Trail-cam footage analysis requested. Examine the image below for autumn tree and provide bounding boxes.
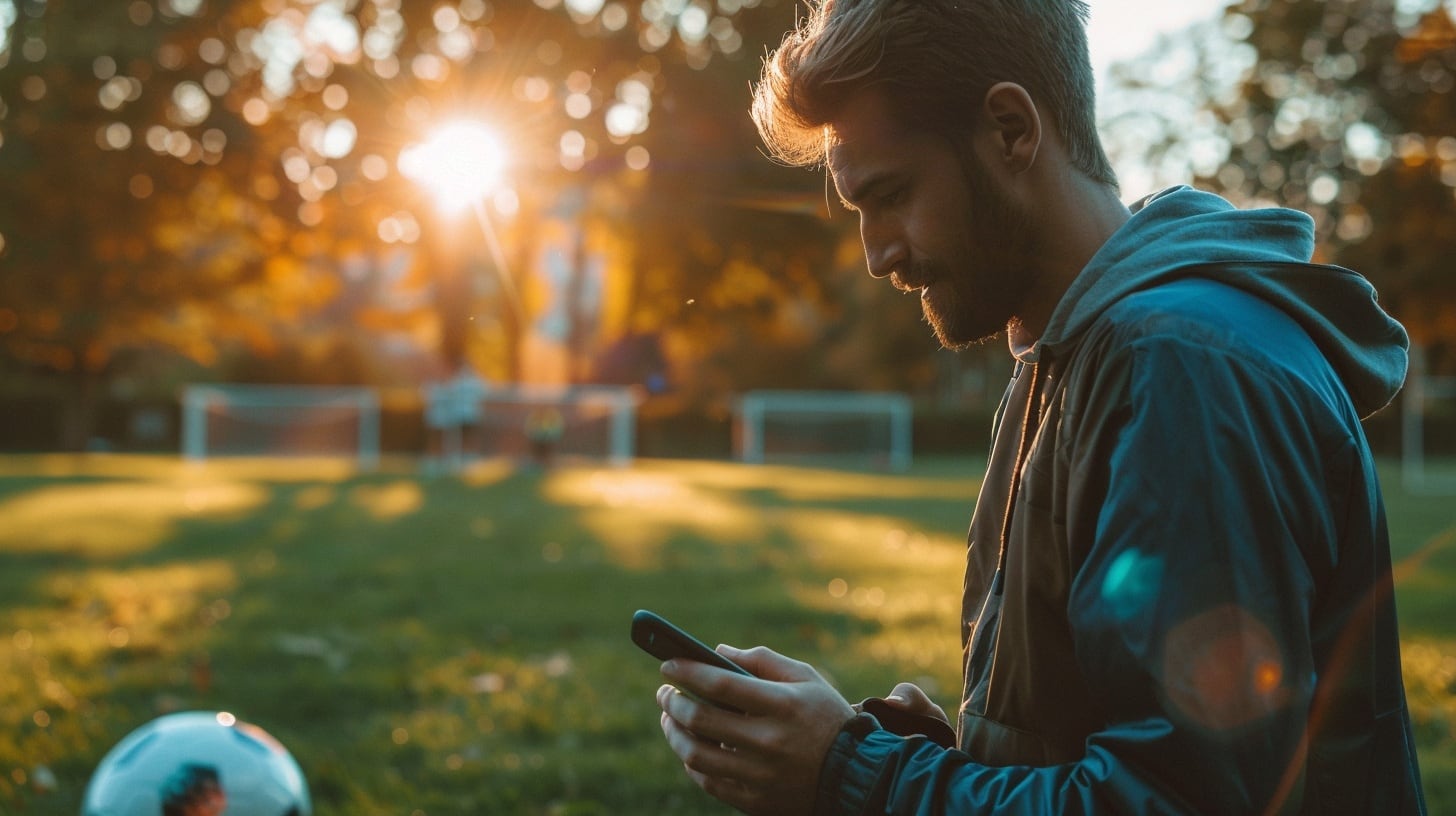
[0,0,322,448]
[1,0,972,452]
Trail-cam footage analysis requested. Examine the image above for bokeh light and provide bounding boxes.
[170,81,211,126]
[92,55,116,80]
[318,118,357,158]
[602,3,629,30]
[399,121,509,214]
[360,154,389,181]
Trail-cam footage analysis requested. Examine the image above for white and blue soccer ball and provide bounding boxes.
[82,711,311,816]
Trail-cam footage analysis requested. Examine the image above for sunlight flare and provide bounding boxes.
[399,121,508,214]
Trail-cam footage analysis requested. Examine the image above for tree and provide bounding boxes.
[0,0,324,447]
[2,0,964,453]
[1103,0,1456,360]
[1330,6,1456,362]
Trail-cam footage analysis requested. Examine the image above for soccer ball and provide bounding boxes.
[82,711,311,816]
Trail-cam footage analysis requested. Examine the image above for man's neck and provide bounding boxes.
[1017,173,1131,340]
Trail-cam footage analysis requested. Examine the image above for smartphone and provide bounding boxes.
[632,609,751,675]
[632,609,751,711]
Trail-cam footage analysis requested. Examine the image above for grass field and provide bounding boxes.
[0,454,1452,814]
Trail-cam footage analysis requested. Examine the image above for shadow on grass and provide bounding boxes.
[4,455,1450,813]
[0,456,972,814]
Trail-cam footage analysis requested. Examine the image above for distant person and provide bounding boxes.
[652,1,1426,813]
[425,366,490,471]
[525,405,565,467]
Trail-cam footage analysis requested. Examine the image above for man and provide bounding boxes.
[654,0,1428,813]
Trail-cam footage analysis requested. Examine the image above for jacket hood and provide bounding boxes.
[1038,186,1408,418]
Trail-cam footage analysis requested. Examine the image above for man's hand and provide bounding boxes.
[657,644,856,815]
[880,682,949,724]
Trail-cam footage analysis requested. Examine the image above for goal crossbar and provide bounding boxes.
[182,385,381,469]
[466,384,640,467]
[735,390,912,472]
[425,381,640,466]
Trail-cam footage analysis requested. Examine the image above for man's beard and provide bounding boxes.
[919,152,1040,350]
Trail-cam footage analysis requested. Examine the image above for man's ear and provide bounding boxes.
[981,82,1041,175]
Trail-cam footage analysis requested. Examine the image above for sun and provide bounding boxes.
[398,121,509,215]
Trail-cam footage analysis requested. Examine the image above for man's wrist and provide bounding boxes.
[812,713,882,816]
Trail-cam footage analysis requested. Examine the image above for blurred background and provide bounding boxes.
[0,0,1453,456]
[1,0,1455,813]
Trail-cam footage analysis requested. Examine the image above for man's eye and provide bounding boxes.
[880,188,905,206]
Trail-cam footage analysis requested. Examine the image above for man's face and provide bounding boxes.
[827,89,1040,348]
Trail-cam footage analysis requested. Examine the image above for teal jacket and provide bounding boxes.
[815,187,1426,814]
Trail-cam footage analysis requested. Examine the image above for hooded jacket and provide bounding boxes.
[814,187,1426,814]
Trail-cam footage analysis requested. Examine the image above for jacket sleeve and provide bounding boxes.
[814,330,1340,815]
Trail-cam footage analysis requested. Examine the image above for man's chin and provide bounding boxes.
[929,319,1003,351]
[925,306,1004,350]
[936,330,1002,351]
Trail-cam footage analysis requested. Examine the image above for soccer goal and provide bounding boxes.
[1402,346,1456,494]
[468,384,640,467]
[735,390,912,472]
[181,385,381,468]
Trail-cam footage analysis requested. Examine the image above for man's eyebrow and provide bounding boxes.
[837,170,894,211]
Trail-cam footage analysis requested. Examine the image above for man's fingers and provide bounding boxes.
[659,704,771,786]
[661,657,794,716]
[676,751,779,816]
[654,649,856,816]
[884,682,949,722]
[659,644,825,717]
[718,644,817,683]
[657,683,738,743]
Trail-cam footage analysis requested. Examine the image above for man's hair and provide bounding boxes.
[751,0,1117,187]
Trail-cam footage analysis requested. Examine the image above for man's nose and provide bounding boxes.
[862,223,906,279]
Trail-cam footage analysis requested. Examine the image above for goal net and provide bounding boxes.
[182,385,381,468]
[464,384,640,467]
[1402,346,1456,494]
[735,390,912,472]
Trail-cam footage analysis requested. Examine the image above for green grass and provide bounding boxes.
[0,454,1451,813]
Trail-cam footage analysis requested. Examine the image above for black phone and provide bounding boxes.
[632,609,752,712]
[631,609,752,676]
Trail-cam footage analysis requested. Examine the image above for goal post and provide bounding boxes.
[1402,345,1456,494]
[735,390,912,472]
[181,385,381,469]
[468,384,641,467]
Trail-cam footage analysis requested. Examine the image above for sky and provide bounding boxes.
[1084,0,1236,192]
[1086,0,1233,88]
